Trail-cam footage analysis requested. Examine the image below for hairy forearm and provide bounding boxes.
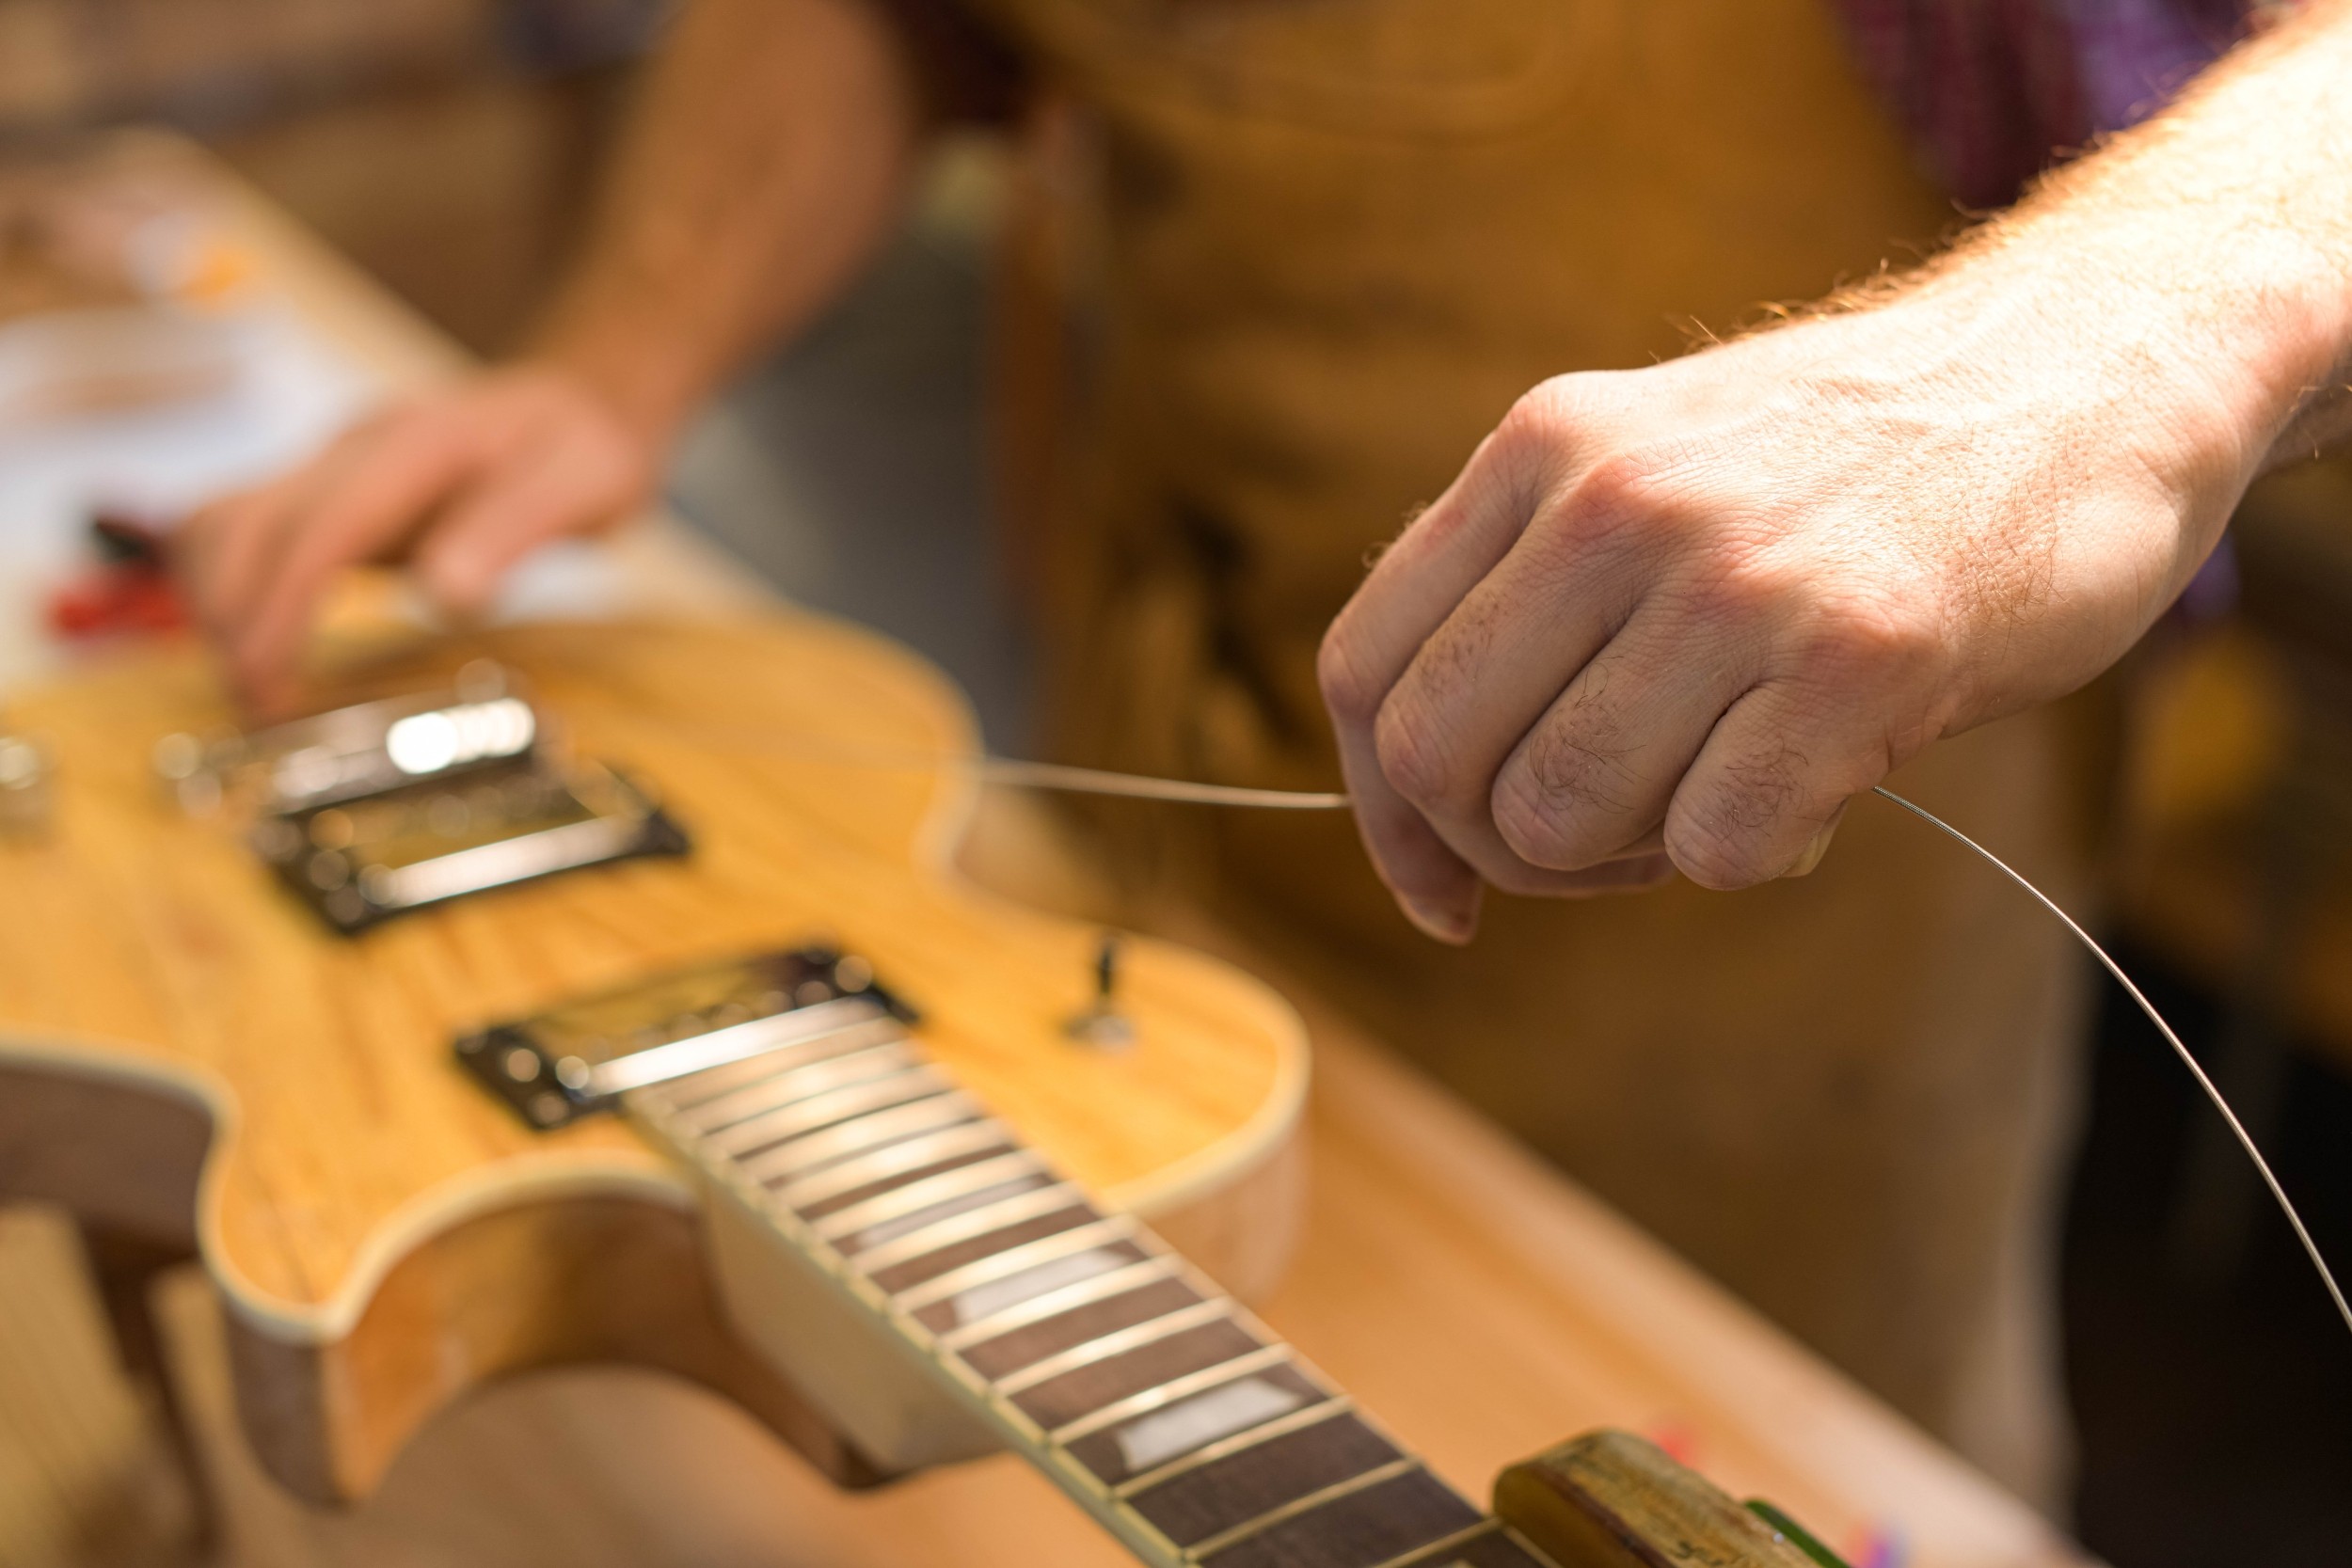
[529,0,926,442]
[1927,1,2352,497]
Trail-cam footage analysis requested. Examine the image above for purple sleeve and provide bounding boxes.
[1827,0,2277,207]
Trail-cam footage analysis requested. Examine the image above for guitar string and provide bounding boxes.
[578,708,2352,1338]
[1862,784,2352,1342]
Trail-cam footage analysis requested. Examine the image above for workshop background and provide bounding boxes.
[3,1,2351,1564]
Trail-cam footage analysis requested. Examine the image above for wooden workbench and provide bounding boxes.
[0,135,2090,1568]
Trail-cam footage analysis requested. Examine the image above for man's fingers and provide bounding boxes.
[1323,393,1594,706]
[1783,805,1847,879]
[1487,603,1756,870]
[1663,682,1885,889]
[231,417,479,695]
[1330,680,1486,942]
[414,428,638,616]
[1336,716,1672,942]
[1371,463,1675,867]
[1318,393,1620,933]
[183,456,342,637]
[1557,850,1677,892]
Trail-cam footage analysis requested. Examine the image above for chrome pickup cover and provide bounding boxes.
[183,664,691,934]
[455,948,917,1129]
[253,753,686,934]
[155,660,537,817]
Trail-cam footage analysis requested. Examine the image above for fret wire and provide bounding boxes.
[627,1020,896,1111]
[1109,1395,1355,1501]
[891,1216,1143,1314]
[1179,1456,1421,1562]
[1048,1343,1296,1447]
[774,1118,1018,1209]
[991,1299,1238,1398]
[737,1091,981,1182]
[634,1089,1166,1559]
[812,1149,1051,1240]
[849,1182,1089,1275]
[1139,1266,1503,1561]
[938,1257,1182,1351]
[1359,1518,1506,1568]
[595,997,894,1098]
[1152,1258,1338,1394]
[609,972,1470,1568]
[669,1040,922,1135]
[660,1014,905,1101]
[706,1064,956,1156]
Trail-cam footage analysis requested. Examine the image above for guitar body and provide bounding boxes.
[0,613,1307,1505]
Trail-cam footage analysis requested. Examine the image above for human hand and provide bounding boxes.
[1319,278,2251,942]
[182,363,661,713]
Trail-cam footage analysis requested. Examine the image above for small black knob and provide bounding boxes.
[1067,929,1135,1050]
[1094,931,1121,1005]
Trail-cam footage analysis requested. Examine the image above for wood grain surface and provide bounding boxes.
[133,987,2092,1568]
[0,614,1305,1498]
[0,614,1303,1303]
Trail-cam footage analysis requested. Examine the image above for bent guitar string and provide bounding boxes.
[599,710,2352,1339]
[1862,785,2352,1341]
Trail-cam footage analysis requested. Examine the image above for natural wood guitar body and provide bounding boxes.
[0,613,1307,1505]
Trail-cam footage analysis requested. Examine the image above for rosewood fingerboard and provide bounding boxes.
[621,1006,1554,1568]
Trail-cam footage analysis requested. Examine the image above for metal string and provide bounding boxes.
[597,705,2352,1337]
[970,758,1350,810]
[572,707,1353,809]
[1865,784,2352,1341]
[964,754,2352,1339]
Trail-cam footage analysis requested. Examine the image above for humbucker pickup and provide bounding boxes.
[456,948,918,1130]
[159,665,691,934]
[254,754,687,934]
[155,660,542,816]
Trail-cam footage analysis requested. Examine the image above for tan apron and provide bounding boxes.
[972,0,2087,1508]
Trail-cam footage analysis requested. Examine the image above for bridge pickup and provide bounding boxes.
[455,947,918,1130]
[252,753,686,933]
[164,665,692,933]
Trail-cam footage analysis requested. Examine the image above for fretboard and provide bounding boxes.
[623,1001,1554,1568]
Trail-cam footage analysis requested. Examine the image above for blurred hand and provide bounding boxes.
[1319,279,2247,942]
[183,363,660,712]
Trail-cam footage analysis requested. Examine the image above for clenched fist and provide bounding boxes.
[1320,0,2352,944]
[1319,273,2256,942]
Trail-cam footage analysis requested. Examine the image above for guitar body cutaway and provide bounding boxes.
[0,614,1307,1504]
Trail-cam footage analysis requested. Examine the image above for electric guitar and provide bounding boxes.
[0,610,1845,1568]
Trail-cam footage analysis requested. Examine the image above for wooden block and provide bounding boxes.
[1494,1431,1829,1568]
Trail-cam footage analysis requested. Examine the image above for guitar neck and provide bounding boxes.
[612,986,1552,1568]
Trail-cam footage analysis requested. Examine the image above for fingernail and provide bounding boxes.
[1786,821,1840,879]
[1398,893,1477,944]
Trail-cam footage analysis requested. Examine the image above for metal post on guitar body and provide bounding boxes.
[0,724,53,838]
[1065,930,1136,1051]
